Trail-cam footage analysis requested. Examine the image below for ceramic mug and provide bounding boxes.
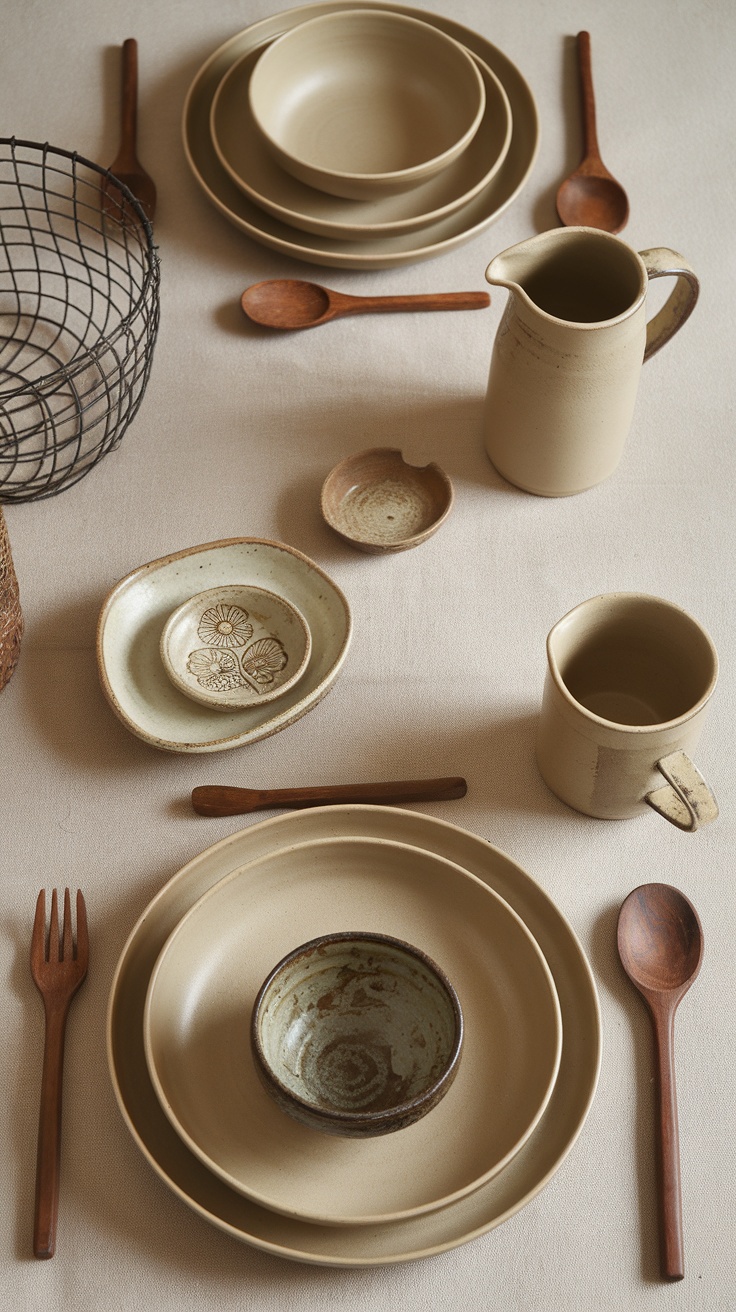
[483,227,699,496]
[536,593,718,830]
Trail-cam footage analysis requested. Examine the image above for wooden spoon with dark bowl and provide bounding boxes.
[556,30,629,233]
[617,882,704,1280]
[241,280,490,330]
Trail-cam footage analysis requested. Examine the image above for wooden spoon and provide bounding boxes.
[103,38,156,223]
[192,776,467,816]
[241,280,490,330]
[556,31,629,233]
[617,883,704,1281]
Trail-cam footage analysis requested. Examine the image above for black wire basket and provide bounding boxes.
[0,138,160,502]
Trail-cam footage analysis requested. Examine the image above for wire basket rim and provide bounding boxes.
[0,137,160,400]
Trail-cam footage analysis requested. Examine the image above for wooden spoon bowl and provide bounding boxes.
[556,31,629,233]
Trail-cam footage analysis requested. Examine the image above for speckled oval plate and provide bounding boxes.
[96,538,351,753]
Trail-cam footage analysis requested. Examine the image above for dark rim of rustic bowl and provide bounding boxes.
[251,930,464,1131]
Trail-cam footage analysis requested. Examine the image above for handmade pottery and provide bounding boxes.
[248,10,485,199]
[211,46,511,240]
[181,3,539,270]
[251,931,463,1138]
[536,593,719,830]
[321,448,453,552]
[483,227,699,495]
[141,834,562,1226]
[108,804,600,1262]
[160,584,311,710]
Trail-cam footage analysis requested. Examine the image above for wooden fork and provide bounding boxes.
[30,889,89,1259]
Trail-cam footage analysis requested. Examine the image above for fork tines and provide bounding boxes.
[33,889,88,965]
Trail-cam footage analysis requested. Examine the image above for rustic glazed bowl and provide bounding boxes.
[160,583,311,711]
[321,447,454,553]
[251,931,463,1137]
[248,10,485,200]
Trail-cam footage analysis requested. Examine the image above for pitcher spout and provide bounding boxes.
[484,234,544,296]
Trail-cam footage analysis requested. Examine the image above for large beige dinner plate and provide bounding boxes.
[210,45,512,240]
[96,538,351,753]
[143,835,563,1227]
[182,2,539,269]
[107,806,601,1265]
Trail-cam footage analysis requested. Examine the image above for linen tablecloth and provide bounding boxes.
[1,0,734,1307]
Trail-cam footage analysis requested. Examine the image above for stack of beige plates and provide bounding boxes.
[107,805,601,1265]
[182,2,540,269]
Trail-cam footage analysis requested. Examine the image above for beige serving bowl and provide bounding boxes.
[211,46,512,240]
[248,9,486,200]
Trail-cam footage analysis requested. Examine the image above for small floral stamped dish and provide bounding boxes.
[160,584,312,710]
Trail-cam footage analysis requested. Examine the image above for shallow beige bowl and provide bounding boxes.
[251,931,463,1138]
[321,447,453,552]
[211,46,512,240]
[160,583,311,711]
[248,10,486,200]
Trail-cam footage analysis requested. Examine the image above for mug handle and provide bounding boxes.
[639,249,699,361]
[645,749,719,832]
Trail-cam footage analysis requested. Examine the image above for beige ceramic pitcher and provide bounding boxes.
[483,227,699,496]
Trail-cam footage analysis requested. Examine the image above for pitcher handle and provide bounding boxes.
[640,249,699,361]
[645,749,719,832]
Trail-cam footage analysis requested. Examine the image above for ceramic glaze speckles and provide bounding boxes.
[251,932,463,1137]
[483,227,699,496]
[160,584,311,710]
[321,448,453,552]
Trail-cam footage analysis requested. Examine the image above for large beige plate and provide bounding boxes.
[210,46,512,240]
[107,806,601,1265]
[182,2,539,269]
[96,538,351,753]
[143,835,563,1227]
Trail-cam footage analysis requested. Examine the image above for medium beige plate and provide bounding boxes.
[210,46,512,239]
[107,806,601,1266]
[96,538,351,753]
[143,835,563,1227]
[182,1,539,269]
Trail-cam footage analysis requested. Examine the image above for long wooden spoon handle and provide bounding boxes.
[192,777,467,816]
[345,292,490,316]
[576,30,601,162]
[33,1006,68,1259]
[119,38,139,157]
[653,1006,685,1280]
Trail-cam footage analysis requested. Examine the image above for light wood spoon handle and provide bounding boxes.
[192,777,467,816]
[333,291,490,316]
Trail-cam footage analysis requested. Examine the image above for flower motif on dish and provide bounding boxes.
[242,637,288,687]
[197,604,253,649]
[186,647,247,692]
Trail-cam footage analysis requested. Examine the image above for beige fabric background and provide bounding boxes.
[1,0,734,1307]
